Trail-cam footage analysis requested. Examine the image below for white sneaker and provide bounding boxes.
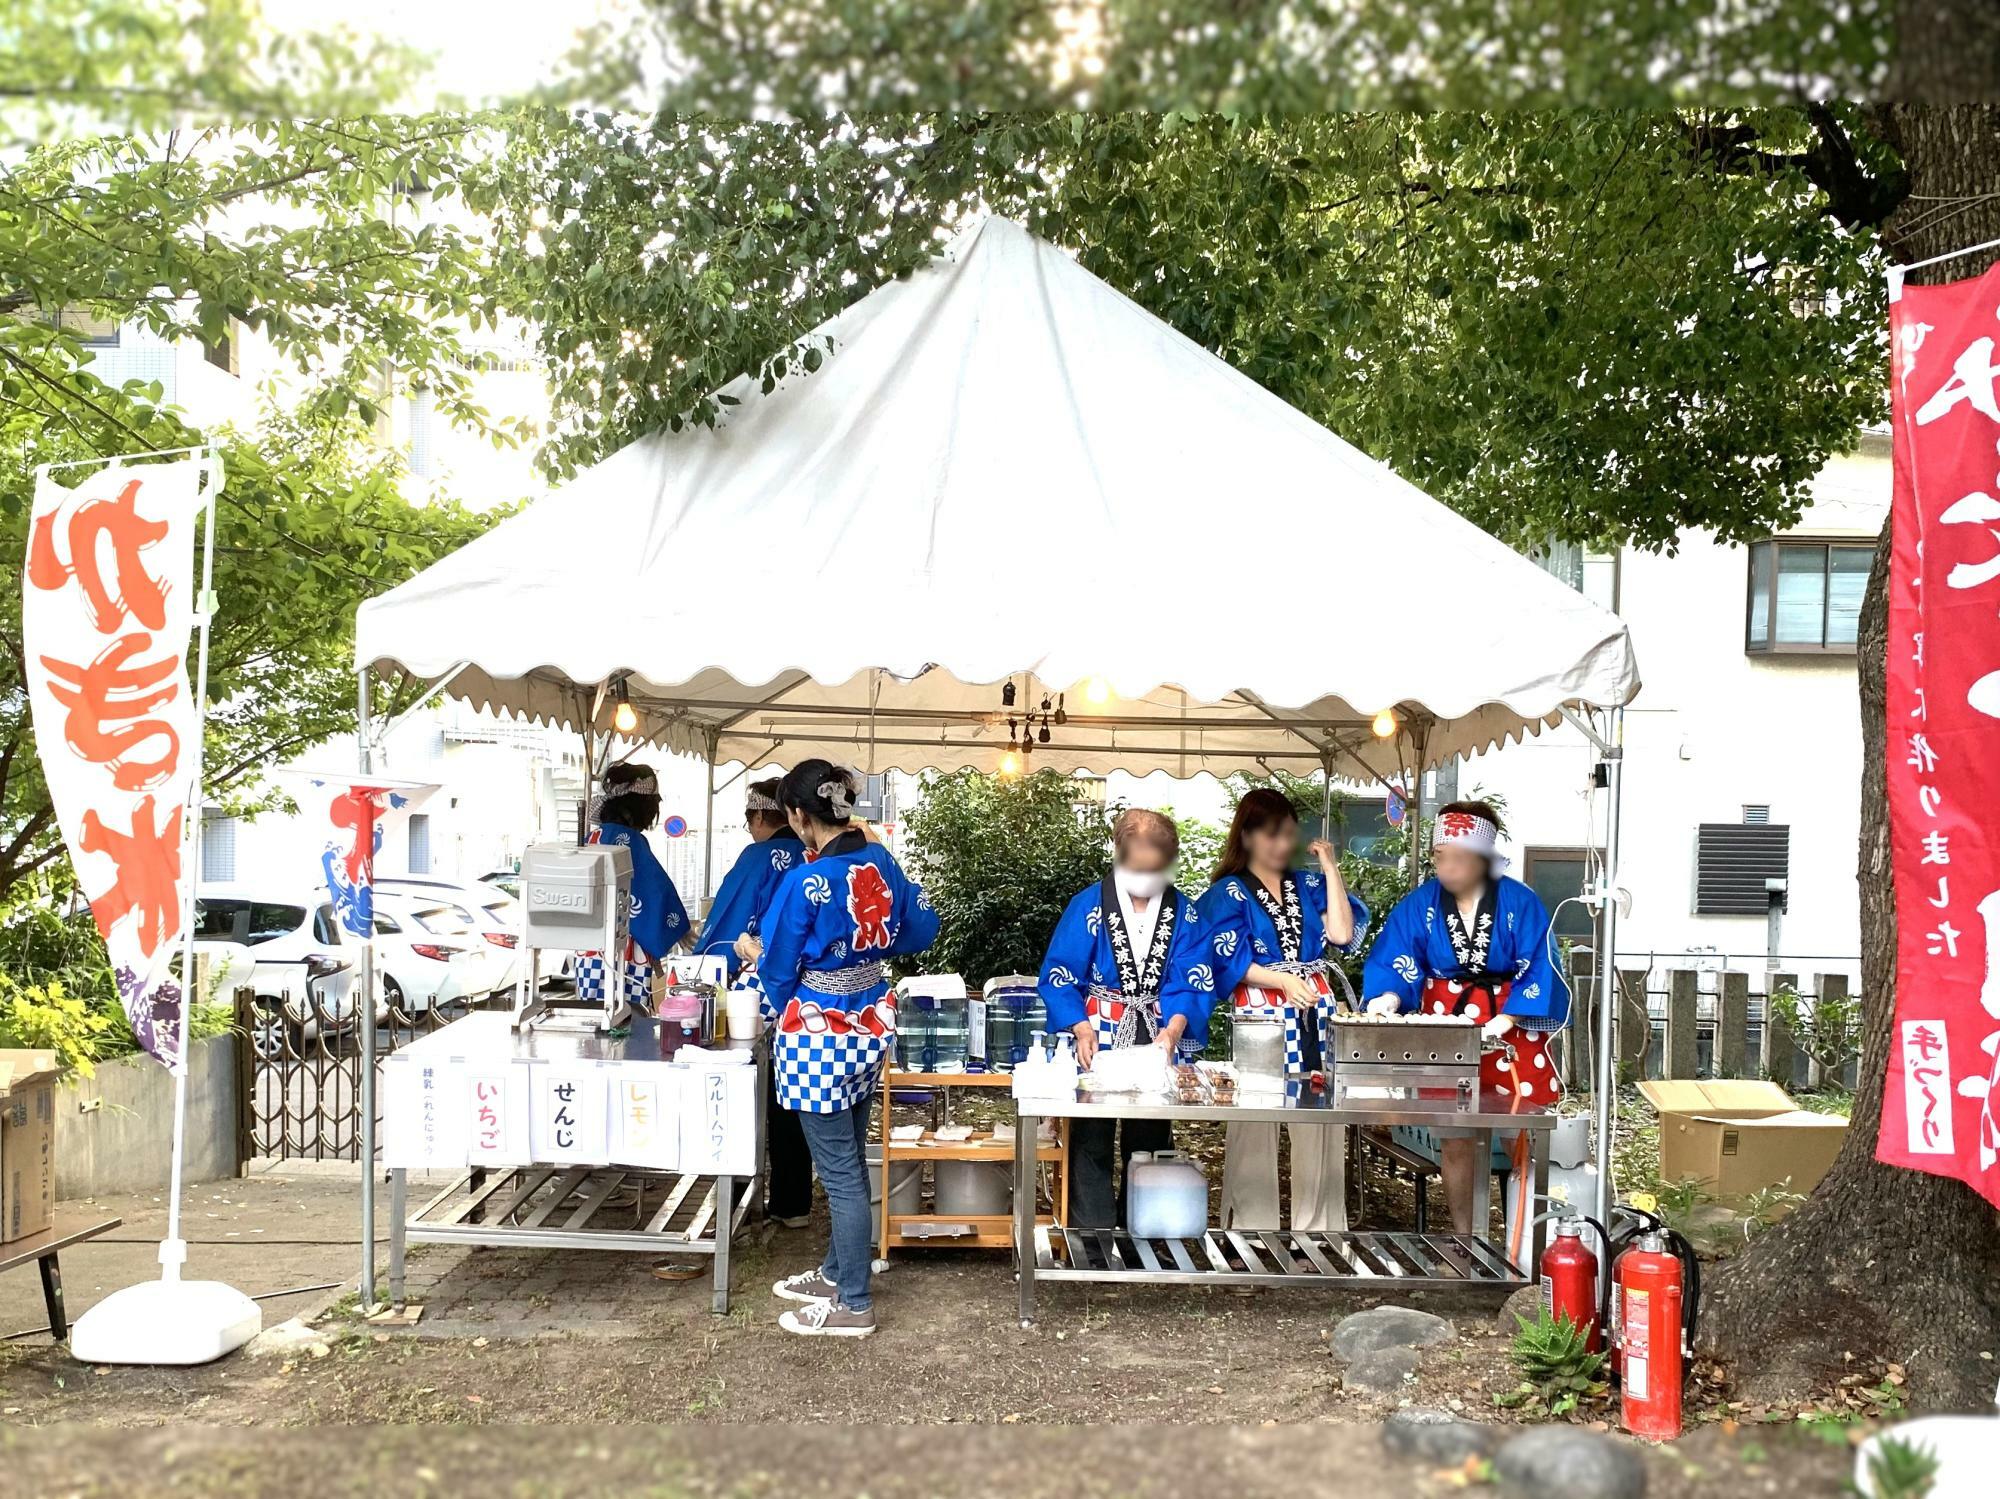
[771,1268,838,1303]
[779,1299,876,1337]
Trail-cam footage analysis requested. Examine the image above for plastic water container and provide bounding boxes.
[895,1001,934,1070]
[1125,1151,1208,1240]
[983,979,1044,1072]
[927,990,969,1072]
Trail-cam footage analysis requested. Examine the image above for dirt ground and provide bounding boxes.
[2,1217,1858,1496]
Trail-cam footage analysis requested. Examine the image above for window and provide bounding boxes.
[194,898,248,942]
[200,812,237,881]
[1746,540,1871,653]
[53,308,121,346]
[1330,796,1397,865]
[246,903,307,945]
[1523,848,1596,943]
[313,905,340,945]
[202,324,238,376]
[373,913,404,936]
[1693,823,1791,915]
[408,813,432,874]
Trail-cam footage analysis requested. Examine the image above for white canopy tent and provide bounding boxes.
[350,215,1640,1303]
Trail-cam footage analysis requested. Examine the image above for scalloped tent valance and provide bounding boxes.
[355,216,1638,781]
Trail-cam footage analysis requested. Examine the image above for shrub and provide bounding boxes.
[1496,1308,1609,1418]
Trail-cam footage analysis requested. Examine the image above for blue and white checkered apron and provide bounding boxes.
[772,961,895,1114]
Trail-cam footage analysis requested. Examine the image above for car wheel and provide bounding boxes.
[250,1007,290,1062]
[383,975,410,1023]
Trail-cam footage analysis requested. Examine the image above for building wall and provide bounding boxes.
[1469,437,1888,983]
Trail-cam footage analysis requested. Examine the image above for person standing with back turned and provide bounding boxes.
[759,761,938,1337]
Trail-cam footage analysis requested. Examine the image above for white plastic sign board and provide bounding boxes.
[530,1063,610,1164]
[610,1064,683,1171]
[381,1055,468,1169]
[463,1063,530,1166]
[678,1063,757,1176]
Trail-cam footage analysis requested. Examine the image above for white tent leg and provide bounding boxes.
[357,667,377,1309]
[701,737,718,904]
[1591,707,1626,1235]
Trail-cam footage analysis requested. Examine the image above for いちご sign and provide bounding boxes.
[1880,261,2000,1206]
[21,460,203,1067]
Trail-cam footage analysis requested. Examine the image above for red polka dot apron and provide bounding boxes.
[1420,976,1561,1107]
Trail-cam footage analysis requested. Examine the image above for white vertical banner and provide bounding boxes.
[22,460,202,1067]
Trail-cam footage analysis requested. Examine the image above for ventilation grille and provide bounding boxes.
[1741,805,1771,825]
[1695,823,1789,915]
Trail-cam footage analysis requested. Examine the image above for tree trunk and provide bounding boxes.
[1705,100,2000,1413]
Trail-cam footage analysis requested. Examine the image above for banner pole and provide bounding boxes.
[1591,706,1626,1239]
[162,447,222,1283]
[357,667,377,1309]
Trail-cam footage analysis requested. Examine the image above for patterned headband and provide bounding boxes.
[744,788,783,813]
[1433,810,1509,874]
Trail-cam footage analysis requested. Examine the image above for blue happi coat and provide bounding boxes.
[1038,880,1215,1055]
[1360,876,1569,1031]
[1198,870,1371,1072]
[575,822,690,1008]
[697,830,805,977]
[759,832,939,1113]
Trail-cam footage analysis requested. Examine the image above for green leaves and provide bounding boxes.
[1499,1307,1611,1418]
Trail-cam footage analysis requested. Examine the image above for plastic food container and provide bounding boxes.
[1125,1150,1208,1240]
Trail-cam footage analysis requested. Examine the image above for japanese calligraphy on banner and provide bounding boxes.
[287,771,437,940]
[22,460,201,1067]
[1880,264,2000,1206]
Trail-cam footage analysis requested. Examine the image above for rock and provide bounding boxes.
[1498,1285,1543,1333]
[1331,1304,1457,1360]
[1493,1427,1647,1499]
[1343,1346,1420,1393]
[1382,1407,1503,1465]
[242,1318,325,1361]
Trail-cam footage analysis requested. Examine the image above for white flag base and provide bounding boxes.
[68,1239,260,1365]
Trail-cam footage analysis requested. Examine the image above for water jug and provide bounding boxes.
[1125,1150,1209,1240]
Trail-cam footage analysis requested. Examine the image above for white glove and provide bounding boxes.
[1481,1014,1515,1041]
[1365,993,1402,1016]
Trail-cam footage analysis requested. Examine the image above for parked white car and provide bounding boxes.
[377,875,525,996]
[369,890,496,1017]
[192,886,360,1058]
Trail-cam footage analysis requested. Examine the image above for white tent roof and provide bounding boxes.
[356,217,1638,781]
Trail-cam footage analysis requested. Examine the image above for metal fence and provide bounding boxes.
[234,982,472,1161]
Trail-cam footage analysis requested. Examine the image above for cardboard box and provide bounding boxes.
[1636,1079,1848,1201]
[0,1049,60,1243]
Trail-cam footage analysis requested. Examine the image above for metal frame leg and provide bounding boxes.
[1530,1130,1552,1280]
[38,1252,66,1341]
[389,1167,408,1306]
[1015,1108,1038,1327]
[711,1173,734,1315]
[1471,1128,1495,1241]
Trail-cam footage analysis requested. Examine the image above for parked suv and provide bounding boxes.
[193,886,359,1059]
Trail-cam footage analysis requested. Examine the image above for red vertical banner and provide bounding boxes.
[1879,263,2000,1205]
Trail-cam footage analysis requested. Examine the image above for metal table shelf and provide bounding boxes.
[385,1014,766,1316]
[1011,1083,1552,1324]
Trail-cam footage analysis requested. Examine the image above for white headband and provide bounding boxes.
[1432,809,1509,875]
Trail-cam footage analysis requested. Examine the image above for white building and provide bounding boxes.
[1469,431,1887,987]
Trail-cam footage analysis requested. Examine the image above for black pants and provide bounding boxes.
[765,1069,814,1219]
[1067,1115,1175,1230]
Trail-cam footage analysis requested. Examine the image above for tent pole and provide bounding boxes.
[1319,753,1334,844]
[702,731,718,904]
[356,667,377,1310]
[1591,707,1626,1238]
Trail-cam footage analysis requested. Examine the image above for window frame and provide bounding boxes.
[1744,537,1871,656]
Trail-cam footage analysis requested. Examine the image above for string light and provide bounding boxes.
[612,678,639,735]
[1084,677,1111,705]
[999,749,1022,777]
[1371,708,1398,739]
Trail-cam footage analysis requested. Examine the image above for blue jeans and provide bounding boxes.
[794,1091,874,1311]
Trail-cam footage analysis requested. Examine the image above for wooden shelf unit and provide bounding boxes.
[878,1069,1068,1255]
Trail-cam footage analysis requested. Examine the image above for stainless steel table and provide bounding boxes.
[1011,1083,1553,1326]
[386,1014,765,1315]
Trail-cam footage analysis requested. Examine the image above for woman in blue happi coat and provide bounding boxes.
[576,762,690,1009]
[760,760,937,1338]
[1361,800,1569,1235]
[1039,809,1216,1231]
[695,776,811,1226]
[1198,789,1369,1232]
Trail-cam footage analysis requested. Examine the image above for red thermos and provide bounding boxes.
[1540,1217,1601,1352]
[1615,1231,1685,1440]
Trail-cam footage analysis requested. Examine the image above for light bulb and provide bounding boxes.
[999,750,1022,777]
[1371,708,1398,739]
[613,699,639,735]
[1084,677,1111,705]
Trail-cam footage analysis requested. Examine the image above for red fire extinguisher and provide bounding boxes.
[1615,1230,1685,1440]
[1540,1217,1602,1352]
